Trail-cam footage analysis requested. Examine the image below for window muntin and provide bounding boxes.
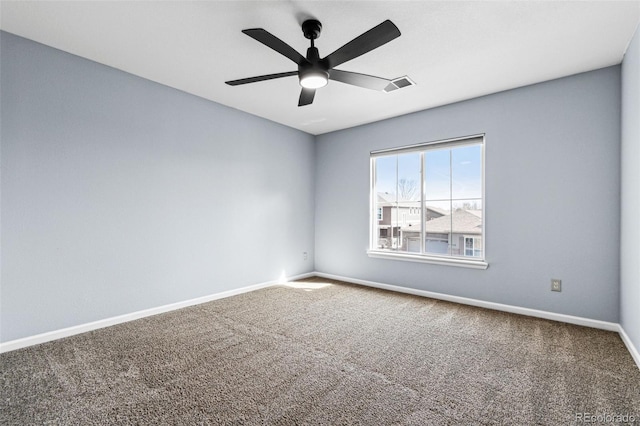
[371,135,485,264]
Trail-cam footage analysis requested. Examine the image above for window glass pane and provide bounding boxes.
[397,153,421,202]
[387,205,400,250]
[452,144,482,200]
[474,237,483,257]
[424,149,451,201]
[452,200,483,258]
[375,155,397,201]
[398,201,421,252]
[374,156,396,250]
[374,205,399,251]
[391,152,421,253]
[424,200,451,256]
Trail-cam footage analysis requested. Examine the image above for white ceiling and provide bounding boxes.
[1,1,639,135]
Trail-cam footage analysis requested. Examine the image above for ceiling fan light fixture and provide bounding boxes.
[299,69,329,89]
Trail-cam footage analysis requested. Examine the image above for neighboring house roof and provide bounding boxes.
[377,192,395,203]
[376,194,447,218]
[425,205,447,216]
[401,209,482,235]
[377,192,422,204]
[467,209,482,218]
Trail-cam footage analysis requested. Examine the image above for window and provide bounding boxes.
[464,236,482,257]
[369,135,487,269]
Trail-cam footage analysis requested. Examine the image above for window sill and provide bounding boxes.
[367,250,489,270]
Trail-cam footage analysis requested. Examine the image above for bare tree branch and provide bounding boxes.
[398,178,418,201]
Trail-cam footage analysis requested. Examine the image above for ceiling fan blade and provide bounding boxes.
[225,71,298,86]
[243,28,308,66]
[298,88,316,106]
[329,69,391,91]
[323,20,400,69]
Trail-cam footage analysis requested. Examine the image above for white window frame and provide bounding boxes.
[368,134,488,269]
[377,207,383,221]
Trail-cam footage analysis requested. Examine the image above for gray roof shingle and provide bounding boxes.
[401,209,482,235]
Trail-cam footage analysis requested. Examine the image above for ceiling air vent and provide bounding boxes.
[384,76,415,93]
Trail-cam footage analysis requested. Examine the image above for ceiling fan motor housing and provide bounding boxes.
[302,19,322,40]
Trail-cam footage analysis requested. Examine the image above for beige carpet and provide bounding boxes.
[1,277,639,425]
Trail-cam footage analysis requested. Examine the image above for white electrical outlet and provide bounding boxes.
[303,252,308,261]
[551,279,562,292]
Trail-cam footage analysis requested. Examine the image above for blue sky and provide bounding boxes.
[375,144,482,204]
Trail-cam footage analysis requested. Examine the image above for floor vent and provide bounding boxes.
[384,76,415,93]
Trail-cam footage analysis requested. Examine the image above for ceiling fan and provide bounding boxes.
[225,19,401,106]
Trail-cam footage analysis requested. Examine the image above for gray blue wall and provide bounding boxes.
[1,29,633,345]
[621,25,640,352]
[315,66,621,322]
[0,32,316,342]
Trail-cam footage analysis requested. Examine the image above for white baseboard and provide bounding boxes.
[618,326,640,370]
[0,272,315,354]
[314,272,620,332]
